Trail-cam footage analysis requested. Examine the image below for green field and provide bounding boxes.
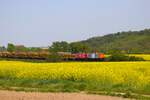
[0,61,150,99]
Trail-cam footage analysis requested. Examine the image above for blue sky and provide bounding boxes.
[0,0,150,47]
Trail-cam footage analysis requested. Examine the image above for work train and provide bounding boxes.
[0,52,105,61]
[60,52,105,61]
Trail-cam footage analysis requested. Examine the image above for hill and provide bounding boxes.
[77,29,150,54]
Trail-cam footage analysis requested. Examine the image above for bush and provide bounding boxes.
[129,56,145,61]
[108,53,129,61]
[108,53,145,61]
[46,52,63,62]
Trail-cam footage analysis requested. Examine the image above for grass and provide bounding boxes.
[0,61,150,99]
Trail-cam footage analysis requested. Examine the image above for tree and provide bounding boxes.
[7,43,16,52]
[49,41,70,52]
[48,41,68,62]
[70,42,90,53]
[0,46,6,51]
[27,47,42,52]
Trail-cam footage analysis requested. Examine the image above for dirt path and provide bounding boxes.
[0,90,130,100]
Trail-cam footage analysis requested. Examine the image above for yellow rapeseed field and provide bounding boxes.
[0,61,150,94]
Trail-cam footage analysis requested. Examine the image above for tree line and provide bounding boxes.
[0,42,90,53]
[0,43,43,52]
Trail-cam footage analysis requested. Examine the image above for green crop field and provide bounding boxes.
[0,61,149,98]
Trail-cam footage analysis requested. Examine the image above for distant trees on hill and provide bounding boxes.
[77,29,150,54]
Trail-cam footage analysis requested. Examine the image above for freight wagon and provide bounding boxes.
[0,52,105,61]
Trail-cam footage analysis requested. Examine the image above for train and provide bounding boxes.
[0,52,105,61]
[60,52,105,61]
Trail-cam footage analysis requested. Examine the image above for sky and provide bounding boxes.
[0,0,150,47]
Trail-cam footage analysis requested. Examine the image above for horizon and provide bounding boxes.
[0,0,150,47]
[1,28,149,48]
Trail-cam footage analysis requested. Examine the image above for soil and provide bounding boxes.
[0,90,131,100]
